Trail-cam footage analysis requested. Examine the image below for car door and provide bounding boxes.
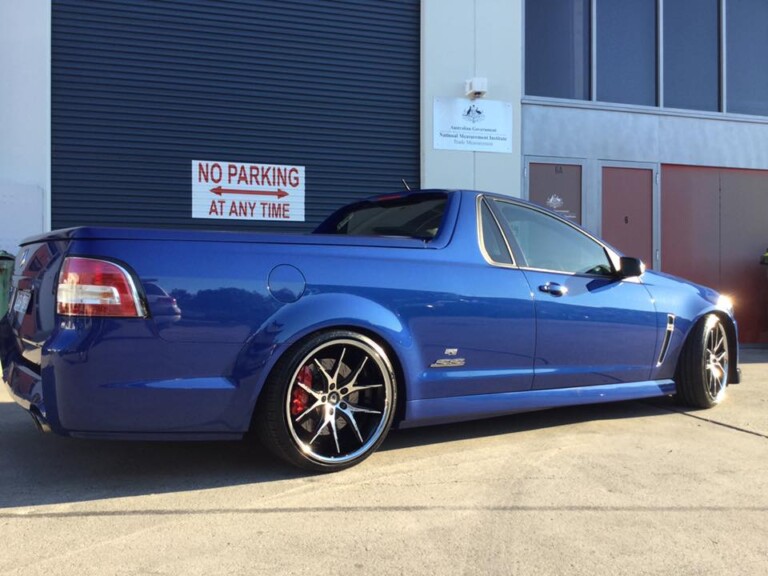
[485,197,659,390]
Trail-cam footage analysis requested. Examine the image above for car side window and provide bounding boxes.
[490,199,614,276]
[479,200,513,265]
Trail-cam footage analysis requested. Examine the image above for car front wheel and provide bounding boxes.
[256,330,397,472]
[676,314,729,409]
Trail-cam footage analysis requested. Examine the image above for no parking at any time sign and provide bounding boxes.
[192,160,305,222]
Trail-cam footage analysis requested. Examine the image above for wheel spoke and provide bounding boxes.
[344,401,382,416]
[346,383,384,394]
[297,380,322,400]
[338,405,365,444]
[345,356,369,389]
[309,407,332,446]
[328,408,341,454]
[313,358,333,388]
[294,398,323,423]
[714,350,726,363]
[705,323,728,400]
[332,347,347,384]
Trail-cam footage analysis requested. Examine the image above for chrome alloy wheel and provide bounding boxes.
[284,337,395,466]
[703,318,729,402]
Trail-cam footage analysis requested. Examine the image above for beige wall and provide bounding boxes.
[421,0,523,196]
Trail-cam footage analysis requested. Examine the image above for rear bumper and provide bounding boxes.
[1,316,56,433]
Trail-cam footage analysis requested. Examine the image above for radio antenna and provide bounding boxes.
[401,179,411,191]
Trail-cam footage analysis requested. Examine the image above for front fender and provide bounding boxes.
[643,271,739,382]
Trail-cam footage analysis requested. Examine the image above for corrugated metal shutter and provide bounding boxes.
[51,0,420,231]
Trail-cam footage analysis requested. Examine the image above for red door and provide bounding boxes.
[660,166,720,290]
[661,165,768,343]
[601,167,654,268]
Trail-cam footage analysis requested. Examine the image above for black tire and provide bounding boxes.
[676,314,729,409]
[255,330,397,472]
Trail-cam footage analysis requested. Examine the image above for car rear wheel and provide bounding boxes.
[256,330,397,472]
[676,314,729,408]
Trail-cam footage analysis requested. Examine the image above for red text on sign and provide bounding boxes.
[198,162,300,189]
[208,199,290,220]
[262,202,290,219]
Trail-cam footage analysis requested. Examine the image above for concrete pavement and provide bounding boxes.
[1,349,767,575]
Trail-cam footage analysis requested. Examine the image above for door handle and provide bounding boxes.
[539,282,568,297]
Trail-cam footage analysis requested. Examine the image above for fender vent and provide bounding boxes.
[657,314,676,366]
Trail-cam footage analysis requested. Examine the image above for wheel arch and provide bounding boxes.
[710,310,740,384]
[235,293,415,431]
[687,309,739,385]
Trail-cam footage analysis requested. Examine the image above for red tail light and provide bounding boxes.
[57,257,146,318]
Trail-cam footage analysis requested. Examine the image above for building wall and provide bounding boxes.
[522,102,768,343]
[522,102,768,234]
[50,0,420,232]
[2,0,526,247]
[421,0,523,195]
[0,1,50,253]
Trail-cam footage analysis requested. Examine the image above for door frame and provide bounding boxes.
[523,156,588,226]
[597,160,660,270]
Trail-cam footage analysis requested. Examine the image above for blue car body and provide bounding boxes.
[0,190,738,465]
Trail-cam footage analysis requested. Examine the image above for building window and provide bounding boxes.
[727,0,768,116]
[663,0,720,112]
[596,0,657,106]
[525,0,590,100]
[525,0,768,118]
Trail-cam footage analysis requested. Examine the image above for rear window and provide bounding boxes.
[315,193,448,240]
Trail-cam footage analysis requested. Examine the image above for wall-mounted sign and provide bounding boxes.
[433,98,513,153]
[192,160,305,222]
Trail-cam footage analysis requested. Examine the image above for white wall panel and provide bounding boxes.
[524,102,768,170]
[422,0,523,195]
[0,1,50,251]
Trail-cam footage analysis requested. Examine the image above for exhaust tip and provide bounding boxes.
[29,409,51,433]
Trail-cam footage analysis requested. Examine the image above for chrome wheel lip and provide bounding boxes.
[285,337,395,466]
[703,320,729,402]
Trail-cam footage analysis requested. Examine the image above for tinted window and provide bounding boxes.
[596,0,657,106]
[480,200,513,264]
[727,0,768,116]
[315,193,447,240]
[491,200,613,276]
[664,0,720,112]
[525,0,591,100]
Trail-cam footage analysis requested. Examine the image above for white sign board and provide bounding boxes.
[433,98,513,153]
[192,160,305,222]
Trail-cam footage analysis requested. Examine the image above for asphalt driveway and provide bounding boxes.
[1,349,767,575]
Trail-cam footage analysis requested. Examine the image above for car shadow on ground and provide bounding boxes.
[383,395,679,452]
[0,402,307,510]
[0,396,678,510]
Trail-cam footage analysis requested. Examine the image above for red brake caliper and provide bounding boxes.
[290,365,313,417]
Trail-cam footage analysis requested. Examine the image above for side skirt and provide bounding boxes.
[400,379,676,428]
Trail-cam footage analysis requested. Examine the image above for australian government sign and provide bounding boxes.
[433,98,513,154]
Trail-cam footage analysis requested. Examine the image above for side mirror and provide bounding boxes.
[618,256,645,278]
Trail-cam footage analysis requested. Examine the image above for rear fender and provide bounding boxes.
[233,293,416,416]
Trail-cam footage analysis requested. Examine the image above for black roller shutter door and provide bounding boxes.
[51,0,420,231]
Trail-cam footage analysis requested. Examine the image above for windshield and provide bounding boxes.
[315,193,448,240]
